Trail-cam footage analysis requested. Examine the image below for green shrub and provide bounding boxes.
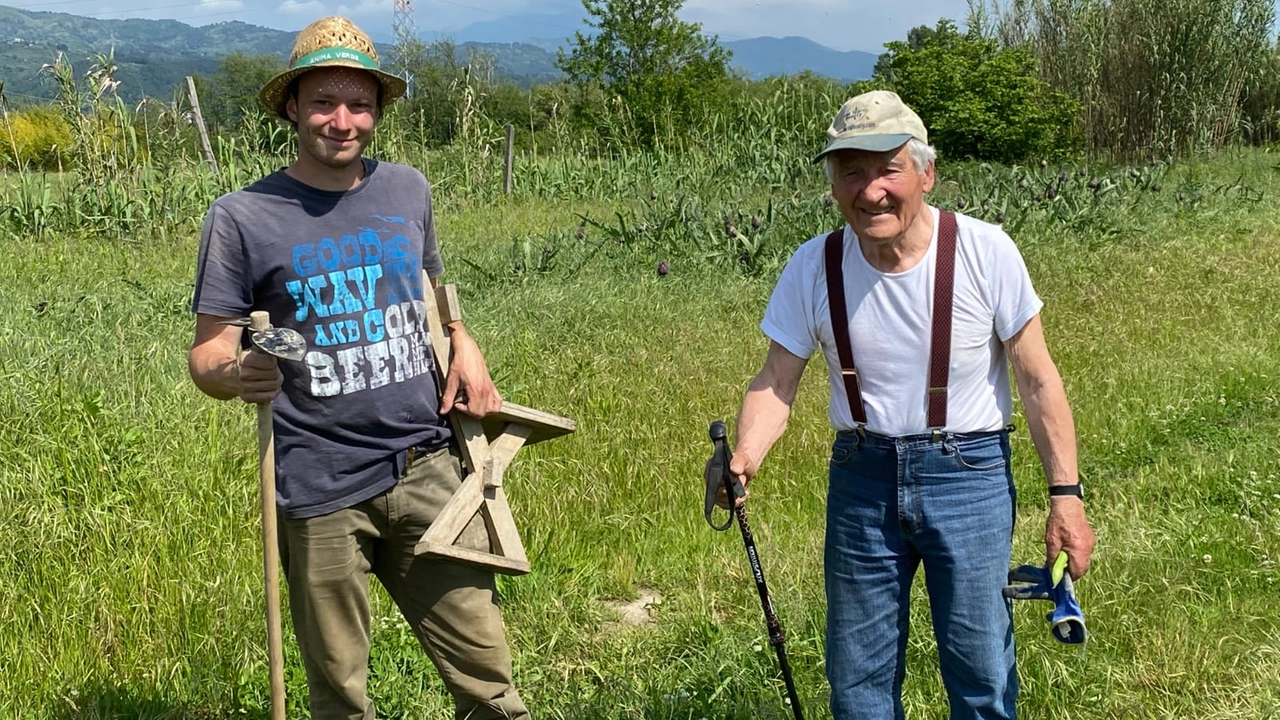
[876,20,1080,163]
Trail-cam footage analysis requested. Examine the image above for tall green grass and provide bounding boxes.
[2,141,1279,718]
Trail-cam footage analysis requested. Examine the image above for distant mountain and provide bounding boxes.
[723,36,877,82]
[0,5,558,102]
[444,13,879,82]
[0,4,875,105]
[0,5,292,102]
[0,6,288,56]
[439,11,585,46]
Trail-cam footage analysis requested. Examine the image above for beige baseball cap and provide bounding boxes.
[812,90,928,163]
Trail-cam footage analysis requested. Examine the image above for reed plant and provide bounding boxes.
[970,0,1275,159]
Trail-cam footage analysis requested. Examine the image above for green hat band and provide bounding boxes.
[292,47,380,72]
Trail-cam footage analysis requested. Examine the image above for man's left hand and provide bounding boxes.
[440,325,502,417]
[1045,497,1095,580]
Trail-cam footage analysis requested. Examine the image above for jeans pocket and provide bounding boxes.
[830,435,860,467]
[950,440,1008,472]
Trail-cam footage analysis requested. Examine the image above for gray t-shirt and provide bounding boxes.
[192,159,452,518]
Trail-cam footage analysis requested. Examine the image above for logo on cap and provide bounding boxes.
[835,106,869,133]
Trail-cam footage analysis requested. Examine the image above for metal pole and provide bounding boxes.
[708,421,804,720]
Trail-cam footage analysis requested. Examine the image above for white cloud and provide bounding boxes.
[278,0,329,15]
[197,0,246,10]
[335,0,390,13]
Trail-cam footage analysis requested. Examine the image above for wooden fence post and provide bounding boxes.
[503,123,514,196]
[186,76,218,175]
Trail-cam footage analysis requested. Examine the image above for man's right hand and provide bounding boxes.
[706,448,758,509]
[238,348,283,404]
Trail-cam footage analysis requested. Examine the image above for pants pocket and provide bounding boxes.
[949,438,1008,472]
[829,434,861,467]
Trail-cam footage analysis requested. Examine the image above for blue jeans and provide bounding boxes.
[825,429,1018,720]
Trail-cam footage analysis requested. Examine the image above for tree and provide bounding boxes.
[205,52,286,129]
[556,0,733,146]
[875,19,1079,162]
[873,24,938,80]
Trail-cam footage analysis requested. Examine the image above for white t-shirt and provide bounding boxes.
[761,207,1043,435]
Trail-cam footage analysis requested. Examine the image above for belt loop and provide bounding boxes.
[406,447,418,475]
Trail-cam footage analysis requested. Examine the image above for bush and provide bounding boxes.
[975,0,1274,159]
[0,105,73,170]
[876,20,1080,163]
[1241,36,1280,146]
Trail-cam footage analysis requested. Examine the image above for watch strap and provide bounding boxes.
[1049,483,1084,498]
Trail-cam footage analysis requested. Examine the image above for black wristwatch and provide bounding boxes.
[1049,483,1084,499]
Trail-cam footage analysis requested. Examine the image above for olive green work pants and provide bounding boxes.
[278,446,529,720]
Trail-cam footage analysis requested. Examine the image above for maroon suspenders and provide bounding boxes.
[823,230,869,426]
[823,211,959,430]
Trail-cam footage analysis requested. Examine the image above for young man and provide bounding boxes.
[188,17,528,720]
[719,90,1096,719]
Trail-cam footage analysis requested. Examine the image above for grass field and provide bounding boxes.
[2,145,1279,719]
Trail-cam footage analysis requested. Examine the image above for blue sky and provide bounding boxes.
[4,0,972,53]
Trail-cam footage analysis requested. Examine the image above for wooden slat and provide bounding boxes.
[418,543,531,576]
[415,471,485,549]
[436,285,461,325]
[482,402,576,446]
[482,488,528,564]
[422,274,492,475]
[422,274,453,385]
[484,426,531,488]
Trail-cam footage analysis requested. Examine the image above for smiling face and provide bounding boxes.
[286,67,381,172]
[828,143,935,246]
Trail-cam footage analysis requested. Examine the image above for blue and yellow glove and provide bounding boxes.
[1004,551,1086,644]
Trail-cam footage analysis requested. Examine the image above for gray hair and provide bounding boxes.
[823,138,937,182]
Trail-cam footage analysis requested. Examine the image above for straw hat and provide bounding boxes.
[258,16,407,120]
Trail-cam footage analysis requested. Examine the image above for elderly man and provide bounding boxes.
[721,90,1096,718]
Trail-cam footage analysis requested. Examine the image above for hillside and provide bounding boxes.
[0,5,293,103]
[0,4,876,104]
[723,36,877,81]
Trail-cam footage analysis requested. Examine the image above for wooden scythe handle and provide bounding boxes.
[250,311,287,720]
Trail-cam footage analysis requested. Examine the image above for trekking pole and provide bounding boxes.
[705,420,804,720]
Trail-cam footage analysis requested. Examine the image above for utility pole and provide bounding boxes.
[392,0,417,96]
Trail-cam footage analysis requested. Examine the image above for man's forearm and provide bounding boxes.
[734,373,795,471]
[189,349,241,401]
[1019,370,1079,488]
